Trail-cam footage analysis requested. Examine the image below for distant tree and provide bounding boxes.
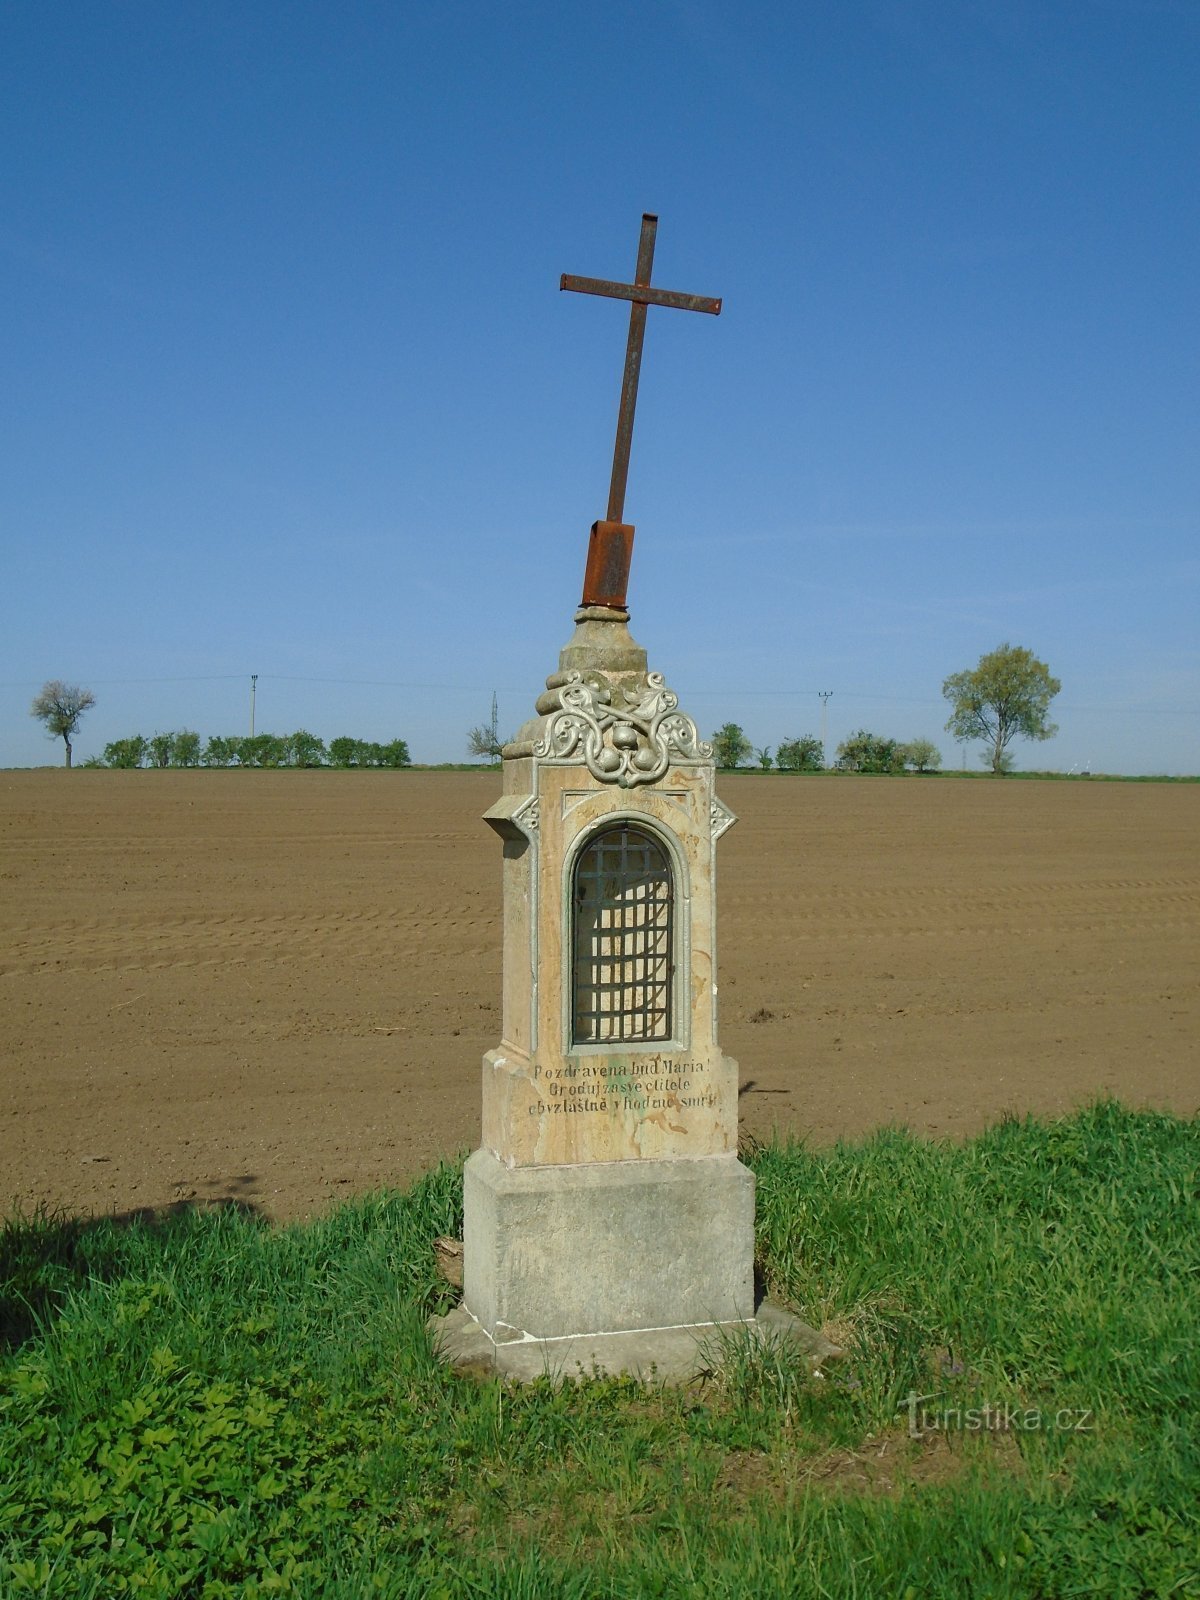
[943,643,1061,775]
[30,680,96,769]
[775,735,824,772]
[835,729,905,774]
[755,746,773,770]
[202,735,237,768]
[173,730,202,767]
[378,738,411,769]
[286,730,327,768]
[102,735,148,769]
[902,738,942,774]
[467,725,504,762]
[149,732,176,768]
[238,734,286,768]
[328,737,358,768]
[712,723,752,769]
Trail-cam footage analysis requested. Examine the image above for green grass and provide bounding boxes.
[2,1102,1197,1597]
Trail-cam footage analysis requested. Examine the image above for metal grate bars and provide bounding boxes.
[572,825,672,1044]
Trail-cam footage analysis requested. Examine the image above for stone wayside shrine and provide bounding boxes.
[433,215,835,1380]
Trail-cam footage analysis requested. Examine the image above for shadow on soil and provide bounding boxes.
[0,1179,265,1353]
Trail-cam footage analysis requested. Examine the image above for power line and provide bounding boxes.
[2,674,1193,716]
[0,674,247,689]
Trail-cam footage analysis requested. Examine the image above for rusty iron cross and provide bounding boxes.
[562,213,721,608]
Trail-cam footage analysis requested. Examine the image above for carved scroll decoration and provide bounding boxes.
[533,671,711,788]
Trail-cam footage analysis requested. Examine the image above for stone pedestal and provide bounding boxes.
[430,606,832,1379]
[464,1149,754,1341]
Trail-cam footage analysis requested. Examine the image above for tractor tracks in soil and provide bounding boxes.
[6,880,1196,978]
[0,905,500,979]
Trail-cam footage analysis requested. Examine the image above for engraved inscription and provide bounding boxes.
[527,1054,716,1117]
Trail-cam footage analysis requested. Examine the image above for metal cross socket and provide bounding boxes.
[581,520,635,609]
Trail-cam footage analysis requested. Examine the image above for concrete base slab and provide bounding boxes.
[429,1301,843,1384]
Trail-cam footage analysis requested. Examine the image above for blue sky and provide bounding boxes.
[2,0,1196,772]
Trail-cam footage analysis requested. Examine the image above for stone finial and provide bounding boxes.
[558,607,648,677]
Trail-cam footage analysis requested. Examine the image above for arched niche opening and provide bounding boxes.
[571,822,674,1045]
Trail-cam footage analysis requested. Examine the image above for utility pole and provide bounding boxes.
[250,674,258,739]
[490,691,499,760]
[818,691,833,767]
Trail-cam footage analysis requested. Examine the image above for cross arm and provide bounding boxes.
[560,275,722,316]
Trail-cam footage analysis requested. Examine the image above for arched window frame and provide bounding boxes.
[564,815,690,1054]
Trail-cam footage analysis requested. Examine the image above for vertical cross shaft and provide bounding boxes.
[607,214,658,524]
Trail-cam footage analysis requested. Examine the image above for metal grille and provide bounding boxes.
[572,825,672,1044]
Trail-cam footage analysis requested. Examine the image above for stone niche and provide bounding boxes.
[456,604,755,1374]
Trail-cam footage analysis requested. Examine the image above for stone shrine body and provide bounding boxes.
[459,602,753,1374]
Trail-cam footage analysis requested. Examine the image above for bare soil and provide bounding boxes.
[2,770,1196,1222]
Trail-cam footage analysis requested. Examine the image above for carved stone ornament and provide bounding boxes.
[710,795,737,841]
[533,670,711,787]
[481,792,540,843]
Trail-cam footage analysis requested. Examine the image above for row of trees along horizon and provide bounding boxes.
[470,643,1063,775]
[713,728,944,773]
[29,644,1061,775]
[472,722,944,772]
[94,731,410,769]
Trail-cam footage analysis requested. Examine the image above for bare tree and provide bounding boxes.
[30,680,96,768]
[467,725,504,763]
[467,693,505,763]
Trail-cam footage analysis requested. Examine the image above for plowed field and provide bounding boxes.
[2,770,1196,1221]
